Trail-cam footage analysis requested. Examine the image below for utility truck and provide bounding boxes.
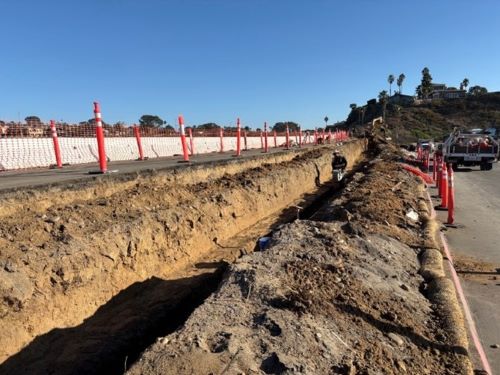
[442,130,499,170]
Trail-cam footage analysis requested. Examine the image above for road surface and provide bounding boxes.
[434,163,500,374]
[0,144,320,192]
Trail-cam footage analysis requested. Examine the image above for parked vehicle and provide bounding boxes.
[442,130,499,170]
[417,138,435,152]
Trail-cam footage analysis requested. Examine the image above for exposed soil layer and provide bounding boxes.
[0,142,365,374]
[127,144,471,374]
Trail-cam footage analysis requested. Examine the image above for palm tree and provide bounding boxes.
[397,73,406,94]
[324,116,329,126]
[388,74,395,96]
[378,90,389,121]
[461,78,469,91]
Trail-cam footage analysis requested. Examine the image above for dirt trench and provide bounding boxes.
[0,141,365,374]
[126,142,472,375]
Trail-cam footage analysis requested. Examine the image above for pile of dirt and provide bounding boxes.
[0,141,365,373]
[127,150,471,374]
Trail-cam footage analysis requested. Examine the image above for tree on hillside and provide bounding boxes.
[139,115,166,128]
[416,67,433,99]
[25,116,42,126]
[388,74,395,96]
[397,73,406,94]
[324,116,329,126]
[349,103,357,110]
[378,90,389,121]
[468,85,488,96]
[272,121,300,132]
[460,78,469,91]
[196,122,221,130]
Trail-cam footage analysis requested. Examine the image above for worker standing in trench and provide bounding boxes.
[332,150,348,182]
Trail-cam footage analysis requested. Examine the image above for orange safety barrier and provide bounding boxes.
[399,163,434,184]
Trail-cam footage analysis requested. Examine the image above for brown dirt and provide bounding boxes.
[0,141,365,374]
[126,147,471,375]
[453,254,500,284]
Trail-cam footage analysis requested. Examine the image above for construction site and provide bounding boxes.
[2,2,500,374]
[0,122,481,374]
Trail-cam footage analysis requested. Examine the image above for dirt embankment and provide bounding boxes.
[0,141,365,374]
[127,143,472,375]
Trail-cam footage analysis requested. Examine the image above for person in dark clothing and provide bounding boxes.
[332,150,347,182]
[332,151,347,170]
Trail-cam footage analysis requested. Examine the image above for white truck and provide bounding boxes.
[442,130,499,170]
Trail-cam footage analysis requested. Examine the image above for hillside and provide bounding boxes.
[348,92,500,143]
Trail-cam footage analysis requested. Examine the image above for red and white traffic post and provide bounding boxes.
[235,117,241,157]
[133,125,145,160]
[439,161,448,209]
[432,154,437,182]
[263,122,269,153]
[93,102,108,173]
[49,120,63,168]
[219,128,224,153]
[447,164,455,224]
[178,115,190,162]
[436,155,442,192]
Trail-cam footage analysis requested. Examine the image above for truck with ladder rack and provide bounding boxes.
[442,130,499,170]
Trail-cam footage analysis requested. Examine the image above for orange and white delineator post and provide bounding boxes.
[439,161,448,209]
[219,128,224,153]
[50,120,62,168]
[235,117,241,156]
[93,102,108,173]
[133,125,144,160]
[436,156,442,192]
[263,122,269,153]
[447,164,455,224]
[178,115,190,162]
[432,154,437,182]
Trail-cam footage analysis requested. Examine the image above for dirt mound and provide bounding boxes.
[127,152,471,374]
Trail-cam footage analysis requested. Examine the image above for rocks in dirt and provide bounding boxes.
[405,209,419,222]
[387,333,405,347]
[490,343,499,349]
[400,283,410,291]
[0,270,33,310]
[3,260,17,273]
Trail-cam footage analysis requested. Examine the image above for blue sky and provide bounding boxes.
[1,0,499,129]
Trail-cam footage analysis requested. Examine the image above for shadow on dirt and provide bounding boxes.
[334,302,469,356]
[0,268,225,375]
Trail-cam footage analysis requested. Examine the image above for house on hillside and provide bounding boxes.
[388,93,415,106]
[429,83,466,99]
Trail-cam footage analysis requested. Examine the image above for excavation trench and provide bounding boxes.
[0,141,365,375]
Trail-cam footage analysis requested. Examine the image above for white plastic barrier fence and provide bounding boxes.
[0,136,290,171]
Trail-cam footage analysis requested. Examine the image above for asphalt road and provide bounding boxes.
[0,145,319,192]
[434,162,500,374]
